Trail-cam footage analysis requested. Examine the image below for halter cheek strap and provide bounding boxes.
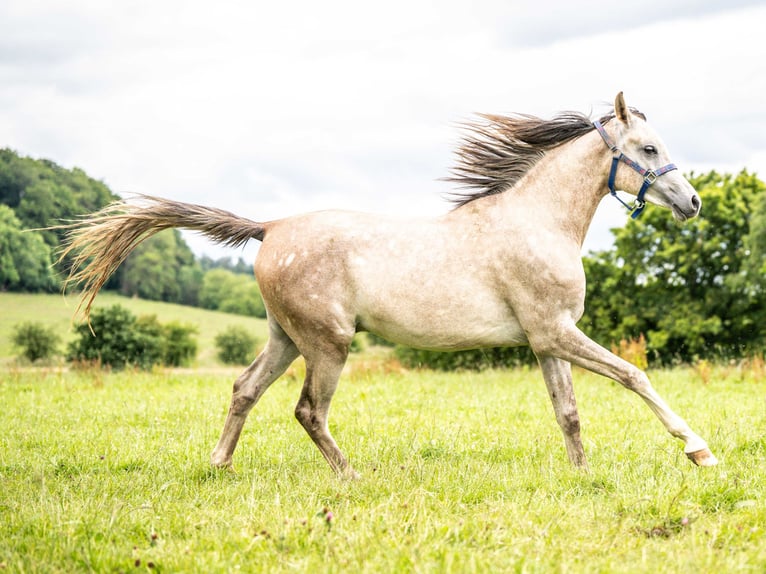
[593,120,677,219]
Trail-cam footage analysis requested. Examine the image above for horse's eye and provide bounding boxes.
[644,145,658,155]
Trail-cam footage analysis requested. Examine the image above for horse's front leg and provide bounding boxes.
[537,355,588,469]
[532,322,718,467]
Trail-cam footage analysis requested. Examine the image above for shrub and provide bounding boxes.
[67,304,198,370]
[610,334,648,371]
[394,346,536,371]
[11,321,60,363]
[214,325,258,365]
[349,334,366,353]
[163,321,198,367]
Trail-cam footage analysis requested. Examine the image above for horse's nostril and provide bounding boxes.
[691,195,701,211]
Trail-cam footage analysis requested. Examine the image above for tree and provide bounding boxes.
[581,170,766,363]
[0,205,58,291]
[0,148,118,285]
[199,268,266,318]
[744,188,766,286]
[120,229,201,304]
[0,148,36,208]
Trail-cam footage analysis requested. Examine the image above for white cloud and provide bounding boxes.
[1,0,764,260]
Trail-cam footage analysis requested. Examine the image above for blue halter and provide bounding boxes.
[593,120,677,219]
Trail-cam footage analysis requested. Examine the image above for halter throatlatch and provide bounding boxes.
[593,120,677,219]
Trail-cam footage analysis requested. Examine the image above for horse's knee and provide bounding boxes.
[558,406,581,437]
[622,369,651,393]
[230,388,259,416]
[294,400,316,430]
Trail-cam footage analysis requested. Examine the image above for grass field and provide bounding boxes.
[1,361,764,572]
[0,292,270,367]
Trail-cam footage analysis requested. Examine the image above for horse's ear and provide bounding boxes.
[615,91,631,127]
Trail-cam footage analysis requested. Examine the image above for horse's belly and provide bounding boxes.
[359,299,528,351]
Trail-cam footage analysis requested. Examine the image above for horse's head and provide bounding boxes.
[602,92,701,222]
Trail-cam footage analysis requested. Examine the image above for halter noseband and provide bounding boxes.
[593,120,677,219]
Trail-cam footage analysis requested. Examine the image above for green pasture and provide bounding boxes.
[1,362,764,572]
[0,292,270,367]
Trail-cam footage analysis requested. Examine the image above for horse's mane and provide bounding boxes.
[446,108,646,208]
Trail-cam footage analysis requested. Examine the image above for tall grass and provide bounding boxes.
[1,363,764,572]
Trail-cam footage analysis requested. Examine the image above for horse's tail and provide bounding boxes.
[55,194,266,322]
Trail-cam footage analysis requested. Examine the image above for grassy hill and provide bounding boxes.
[0,291,270,367]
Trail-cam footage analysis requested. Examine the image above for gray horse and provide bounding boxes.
[59,92,717,476]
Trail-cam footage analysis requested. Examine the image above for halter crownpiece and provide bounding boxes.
[593,120,677,219]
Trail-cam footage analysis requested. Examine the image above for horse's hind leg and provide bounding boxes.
[294,348,359,479]
[538,355,588,469]
[210,320,300,469]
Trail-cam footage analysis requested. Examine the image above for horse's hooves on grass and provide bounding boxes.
[340,467,362,481]
[686,448,719,467]
[210,461,236,474]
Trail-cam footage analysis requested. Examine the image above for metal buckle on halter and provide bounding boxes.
[644,170,657,185]
[632,198,646,210]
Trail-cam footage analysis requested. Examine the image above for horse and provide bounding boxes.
[58,92,717,476]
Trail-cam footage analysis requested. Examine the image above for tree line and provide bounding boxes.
[2,148,765,365]
[0,148,265,318]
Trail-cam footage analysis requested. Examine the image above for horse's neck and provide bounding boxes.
[501,130,611,246]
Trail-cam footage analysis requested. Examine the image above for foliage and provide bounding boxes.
[11,321,60,362]
[199,254,253,275]
[0,148,270,319]
[214,325,258,365]
[200,268,267,318]
[395,345,535,370]
[0,148,117,278]
[1,367,764,572]
[67,304,198,370]
[120,229,202,306]
[610,334,648,370]
[68,305,160,370]
[744,188,766,288]
[366,333,396,347]
[582,170,766,364]
[0,291,269,368]
[0,205,58,291]
[162,321,199,367]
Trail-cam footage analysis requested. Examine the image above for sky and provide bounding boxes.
[1,0,765,262]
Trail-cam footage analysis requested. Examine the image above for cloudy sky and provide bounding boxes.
[1,0,764,261]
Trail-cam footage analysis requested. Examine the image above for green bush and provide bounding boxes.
[67,304,198,370]
[395,345,536,371]
[162,321,198,367]
[214,325,258,365]
[11,321,60,363]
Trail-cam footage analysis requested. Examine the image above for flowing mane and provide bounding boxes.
[447,108,646,207]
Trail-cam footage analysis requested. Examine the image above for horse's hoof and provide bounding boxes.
[686,448,718,467]
[340,467,362,481]
[210,455,234,470]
